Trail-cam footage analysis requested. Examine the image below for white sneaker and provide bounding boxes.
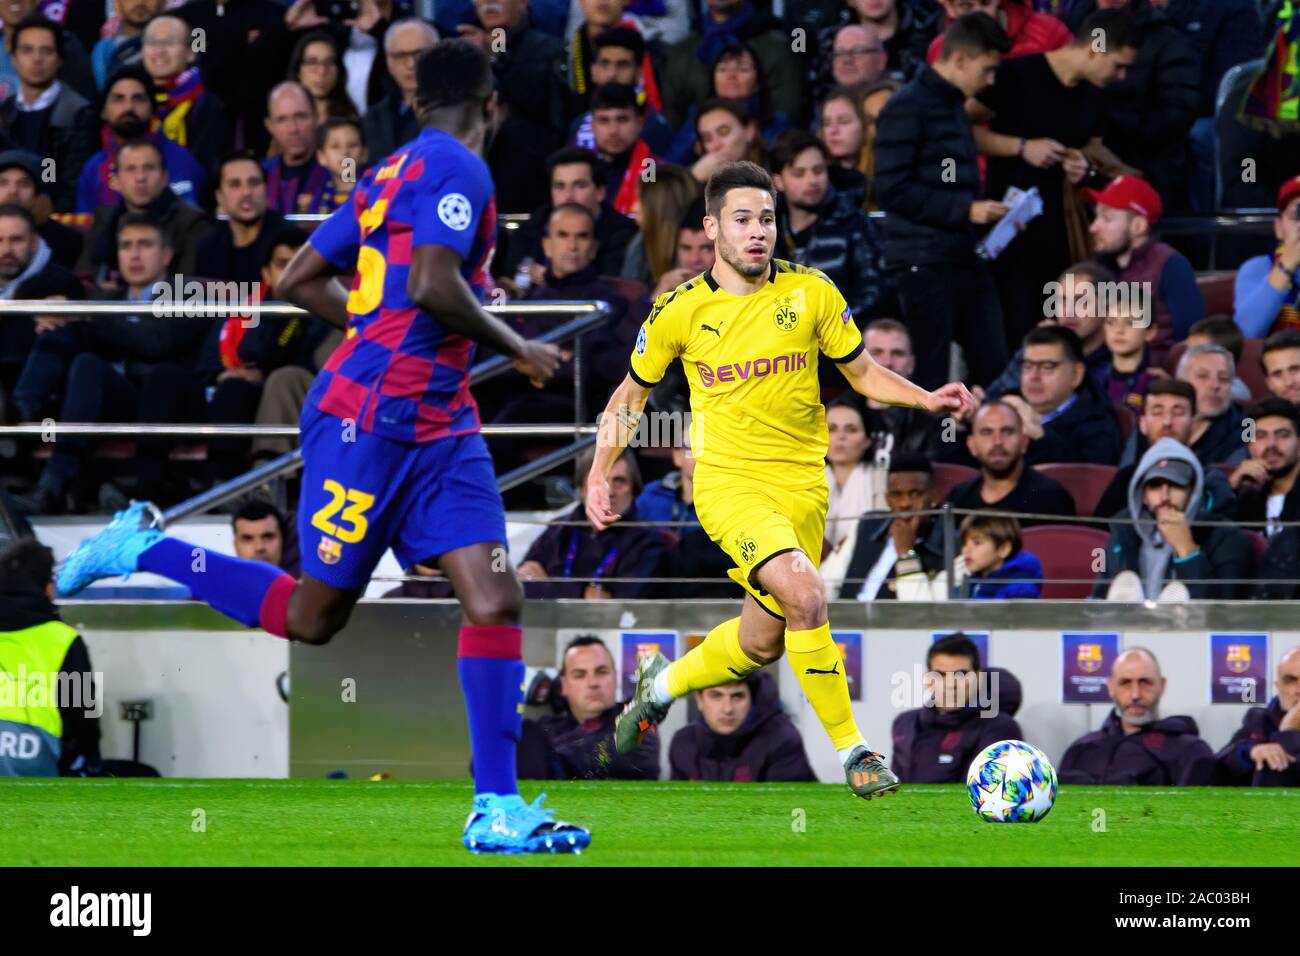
[1106,570,1144,602]
[1156,581,1191,603]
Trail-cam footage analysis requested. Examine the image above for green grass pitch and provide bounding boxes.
[3,779,1297,866]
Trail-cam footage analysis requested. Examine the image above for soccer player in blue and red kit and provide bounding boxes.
[56,41,591,855]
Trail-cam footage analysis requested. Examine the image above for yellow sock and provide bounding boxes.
[664,616,760,698]
[785,622,865,752]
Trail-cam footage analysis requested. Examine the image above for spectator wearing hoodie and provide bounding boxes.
[771,129,888,324]
[1092,436,1253,600]
[959,513,1042,598]
[517,635,660,780]
[1059,646,1216,786]
[890,632,1024,784]
[1177,343,1247,467]
[1006,325,1122,466]
[669,670,815,783]
[1214,645,1300,788]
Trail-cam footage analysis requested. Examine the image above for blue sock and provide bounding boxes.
[457,625,524,798]
[137,537,296,635]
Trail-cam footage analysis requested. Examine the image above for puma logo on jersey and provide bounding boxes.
[700,322,723,338]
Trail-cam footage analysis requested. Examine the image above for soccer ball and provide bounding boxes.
[966,740,1057,824]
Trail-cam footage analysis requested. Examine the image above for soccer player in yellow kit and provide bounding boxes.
[585,161,975,799]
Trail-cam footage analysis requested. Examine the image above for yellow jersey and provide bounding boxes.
[629,258,863,490]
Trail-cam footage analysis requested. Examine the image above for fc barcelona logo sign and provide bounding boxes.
[317,536,343,566]
[1226,644,1251,674]
[1077,643,1103,673]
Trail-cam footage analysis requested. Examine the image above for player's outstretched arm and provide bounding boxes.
[277,245,352,330]
[838,349,976,420]
[585,373,652,531]
[408,244,562,384]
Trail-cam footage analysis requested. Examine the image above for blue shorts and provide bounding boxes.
[297,406,507,589]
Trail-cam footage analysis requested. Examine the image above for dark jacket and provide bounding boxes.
[194,281,308,387]
[497,203,638,281]
[946,465,1077,526]
[891,667,1025,784]
[78,285,212,377]
[38,218,83,270]
[1059,709,1217,786]
[1160,0,1265,118]
[838,514,946,600]
[1095,450,1236,520]
[873,64,983,268]
[865,404,948,463]
[522,502,666,599]
[193,210,306,284]
[1234,482,1300,529]
[518,701,659,781]
[77,189,213,281]
[0,86,98,212]
[1192,404,1248,467]
[1023,378,1123,466]
[775,183,888,321]
[362,92,420,168]
[1255,525,1300,599]
[964,549,1043,599]
[656,527,741,599]
[669,671,815,783]
[1214,697,1300,787]
[0,585,101,776]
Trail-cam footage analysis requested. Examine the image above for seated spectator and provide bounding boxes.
[958,513,1041,598]
[686,98,763,187]
[770,129,887,323]
[1092,437,1252,600]
[197,151,308,284]
[1184,315,1250,406]
[362,19,437,164]
[669,670,816,783]
[619,163,699,288]
[861,318,946,461]
[1059,647,1216,786]
[76,138,212,284]
[661,0,804,130]
[0,17,98,213]
[814,0,936,84]
[636,434,698,530]
[1178,343,1247,466]
[890,632,1023,784]
[925,0,1072,64]
[231,499,300,577]
[825,395,888,555]
[1261,328,1300,405]
[831,455,947,601]
[589,82,659,217]
[288,30,360,126]
[517,447,666,599]
[1234,173,1300,338]
[91,0,166,91]
[76,67,206,213]
[0,149,81,268]
[1096,378,1236,519]
[1215,645,1300,787]
[1229,398,1300,537]
[1006,325,1122,466]
[1100,293,1160,410]
[560,0,659,124]
[644,198,714,296]
[827,23,889,93]
[142,14,231,166]
[1086,174,1203,367]
[818,86,872,204]
[262,82,332,215]
[314,116,367,215]
[946,400,1077,524]
[516,635,659,780]
[0,538,109,776]
[566,27,674,157]
[0,0,96,105]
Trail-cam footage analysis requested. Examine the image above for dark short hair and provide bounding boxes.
[545,202,596,235]
[695,97,753,139]
[1023,324,1085,364]
[769,128,830,176]
[216,149,264,187]
[100,65,156,114]
[118,137,165,167]
[679,197,707,233]
[116,211,169,244]
[1061,259,1118,286]
[232,499,286,537]
[960,513,1022,557]
[593,26,644,62]
[11,16,63,58]
[1143,377,1197,416]
[1245,396,1300,432]
[928,632,981,672]
[0,202,36,232]
[546,146,601,186]
[315,115,363,153]
[264,235,302,268]
[560,634,615,673]
[590,82,641,114]
[1261,328,1300,368]
[1188,314,1243,364]
[0,536,54,596]
[939,11,1011,60]
[888,453,933,477]
[825,392,868,429]
[1074,7,1141,51]
[414,38,492,111]
[703,160,773,218]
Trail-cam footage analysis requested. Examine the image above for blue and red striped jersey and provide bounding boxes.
[306,127,497,443]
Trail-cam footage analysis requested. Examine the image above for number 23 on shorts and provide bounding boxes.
[311,479,376,544]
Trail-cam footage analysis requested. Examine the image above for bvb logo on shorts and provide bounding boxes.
[773,305,799,332]
[737,535,758,564]
[317,536,343,566]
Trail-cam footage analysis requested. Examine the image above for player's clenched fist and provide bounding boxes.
[585,477,620,531]
[925,381,976,420]
[512,341,566,387]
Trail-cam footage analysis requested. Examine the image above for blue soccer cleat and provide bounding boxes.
[462,793,591,855]
[56,501,164,596]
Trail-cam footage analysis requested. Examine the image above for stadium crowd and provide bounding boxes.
[0,0,1297,606]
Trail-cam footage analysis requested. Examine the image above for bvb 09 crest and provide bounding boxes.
[772,289,805,332]
[1226,644,1252,674]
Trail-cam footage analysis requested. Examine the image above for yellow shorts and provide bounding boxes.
[692,467,828,618]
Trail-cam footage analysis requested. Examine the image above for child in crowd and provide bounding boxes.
[316,117,368,214]
[1102,298,1162,410]
[959,514,1042,599]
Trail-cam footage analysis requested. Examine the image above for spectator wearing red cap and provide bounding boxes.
[1234,174,1300,339]
[1086,174,1202,369]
